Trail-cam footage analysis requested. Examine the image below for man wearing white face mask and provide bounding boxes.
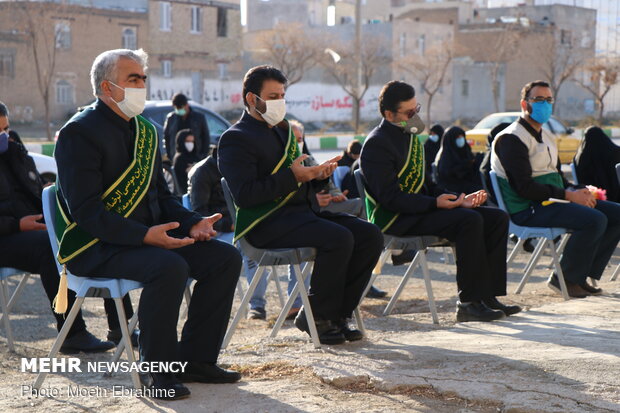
[55,49,243,400]
[218,65,383,345]
[163,93,210,161]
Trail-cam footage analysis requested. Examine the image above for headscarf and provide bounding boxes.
[435,126,481,193]
[574,126,620,202]
[424,124,444,167]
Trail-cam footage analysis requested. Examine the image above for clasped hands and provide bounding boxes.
[436,190,487,209]
[143,213,222,249]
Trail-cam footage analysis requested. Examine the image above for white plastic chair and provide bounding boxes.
[0,268,31,352]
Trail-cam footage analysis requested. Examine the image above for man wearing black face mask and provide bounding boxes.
[0,101,118,353]
[360,81,520,322]
[492,80,620,298]
[218,65,383,345]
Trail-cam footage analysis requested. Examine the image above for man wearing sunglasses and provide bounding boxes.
[361,81,519,322]
[492,80,620,298]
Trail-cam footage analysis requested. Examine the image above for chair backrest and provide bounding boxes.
[431,162,439,184]
[616,163,620,186]
[182,193,191,210]
[489,171,510,214]
[220,178,238,227]
[353,169,368,220]
[41,186,63,274]
[570,162,578,184]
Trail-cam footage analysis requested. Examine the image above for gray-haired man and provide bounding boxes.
[55,49,242,400]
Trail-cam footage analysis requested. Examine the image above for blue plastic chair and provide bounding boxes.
[489,171,570,299]
[570,162,579,184]
[610,164,620,282]
[34,185,143,391]
[354,170,443,323]
[0,268,31,352]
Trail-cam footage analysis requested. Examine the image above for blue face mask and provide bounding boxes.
[428,134,439,143]
[0,132,8,154]
[529,101,552,124]
[455,136,466,148]
[174,108,187,116]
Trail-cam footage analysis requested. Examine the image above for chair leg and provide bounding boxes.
[0,279,15,352]
[353,308,365,335]
[270,266,286,308]
[507,238,524,265]
[291,262,320,349]
[383,251,423,316]
[6,274,30,313]
[222,266,267,349]
[550,245,570,301]
[419,251,439,324]
[514,238,547,294]
[373,246,392,275]
[610,263,620,281]
[109,312,139,366]
[33,297,84,390]
[442,247,451,265]
[180,280,193,320]
[113,297,141,389]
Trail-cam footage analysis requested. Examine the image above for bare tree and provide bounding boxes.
[320,34,391,133]
[575,57,620,121]
[397,41,452,129]
[258,23,321,86]
[486,24,523,112]
[12,2,68,140]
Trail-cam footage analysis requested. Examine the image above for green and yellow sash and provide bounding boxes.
[55,114,158,264]
[365,134,425,232]
[233,121,301,243]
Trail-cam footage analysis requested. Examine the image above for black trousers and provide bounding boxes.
[389,206,508,302]
[249,213,383,320]
[0,230,133,337]
[80,239,241,363]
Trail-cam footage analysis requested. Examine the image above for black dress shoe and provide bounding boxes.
[547,274,590,298]
[60,330,115,354]
[247,307,267,320]
[456,301,505,322]
[333,318,363,341]
[391,249,417,266]
[294,308,346,345]
[482,297,522,316]
[107,328,140,347]
[141,372,190,400]
[177,362,241,383]
[366,285,387,299]
[580,281,603,295]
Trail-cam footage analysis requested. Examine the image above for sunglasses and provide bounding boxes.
[396,103,422,119]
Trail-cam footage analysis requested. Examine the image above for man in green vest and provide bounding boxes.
[54,49,242,400]
[218,65,383,345]
[491,80,620,298]
[361,80,520,322]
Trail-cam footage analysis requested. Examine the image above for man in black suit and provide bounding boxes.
[218,65,383,345]
[163,93,210,160]
[55,49,242,400]
[360,81,521,322]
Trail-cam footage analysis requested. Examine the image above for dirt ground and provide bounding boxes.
[0,243,615,413]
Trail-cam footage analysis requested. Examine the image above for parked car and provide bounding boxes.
[31,152,57,185]
[465,112,580,164]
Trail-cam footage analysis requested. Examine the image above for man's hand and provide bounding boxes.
[565,188,596,208]
[462,190,487,209]
[189,214,222,241]
[332,189,349,203]
[436,193,465,209]
[290,155,341,182]
[315,191,332,207]
[19,214,46,231]
[143,222,195,249]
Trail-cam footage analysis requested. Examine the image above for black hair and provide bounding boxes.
[379,81,415,117]
[521,80,551,100]
[0,101,8,117]
[242,65,288,108]
[172,93,188,108]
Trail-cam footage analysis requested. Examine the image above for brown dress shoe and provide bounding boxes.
[580,281,603,295]
[566,283,591,298]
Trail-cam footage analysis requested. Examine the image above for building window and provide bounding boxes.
[122,27,137,50]
[0,53,14,78]
[191,6,202,33]
[399,33,407,57]
[560,29,571,46]
[418,34,425,55]
[55,80,74,105]
[55,22,71,50]
[461,79,469,97]
[162,60,172,78]
[217,7,227,37]
[160,2,171,31]
[218,63,228,79]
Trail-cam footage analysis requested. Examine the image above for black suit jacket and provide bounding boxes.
[360,119,449,232]
[55,99,202,273]
[163,108,210,160]
[217,111,327,246]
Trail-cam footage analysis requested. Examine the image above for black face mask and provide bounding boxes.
[393,113,426,135]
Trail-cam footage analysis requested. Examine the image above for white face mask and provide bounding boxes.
[109,81,147,119]
[255,94,286,126]
[185,142,194,152]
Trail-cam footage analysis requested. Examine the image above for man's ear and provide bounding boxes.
[101,80,113,97]
[520,99,529,113]
[245,92,256,108]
